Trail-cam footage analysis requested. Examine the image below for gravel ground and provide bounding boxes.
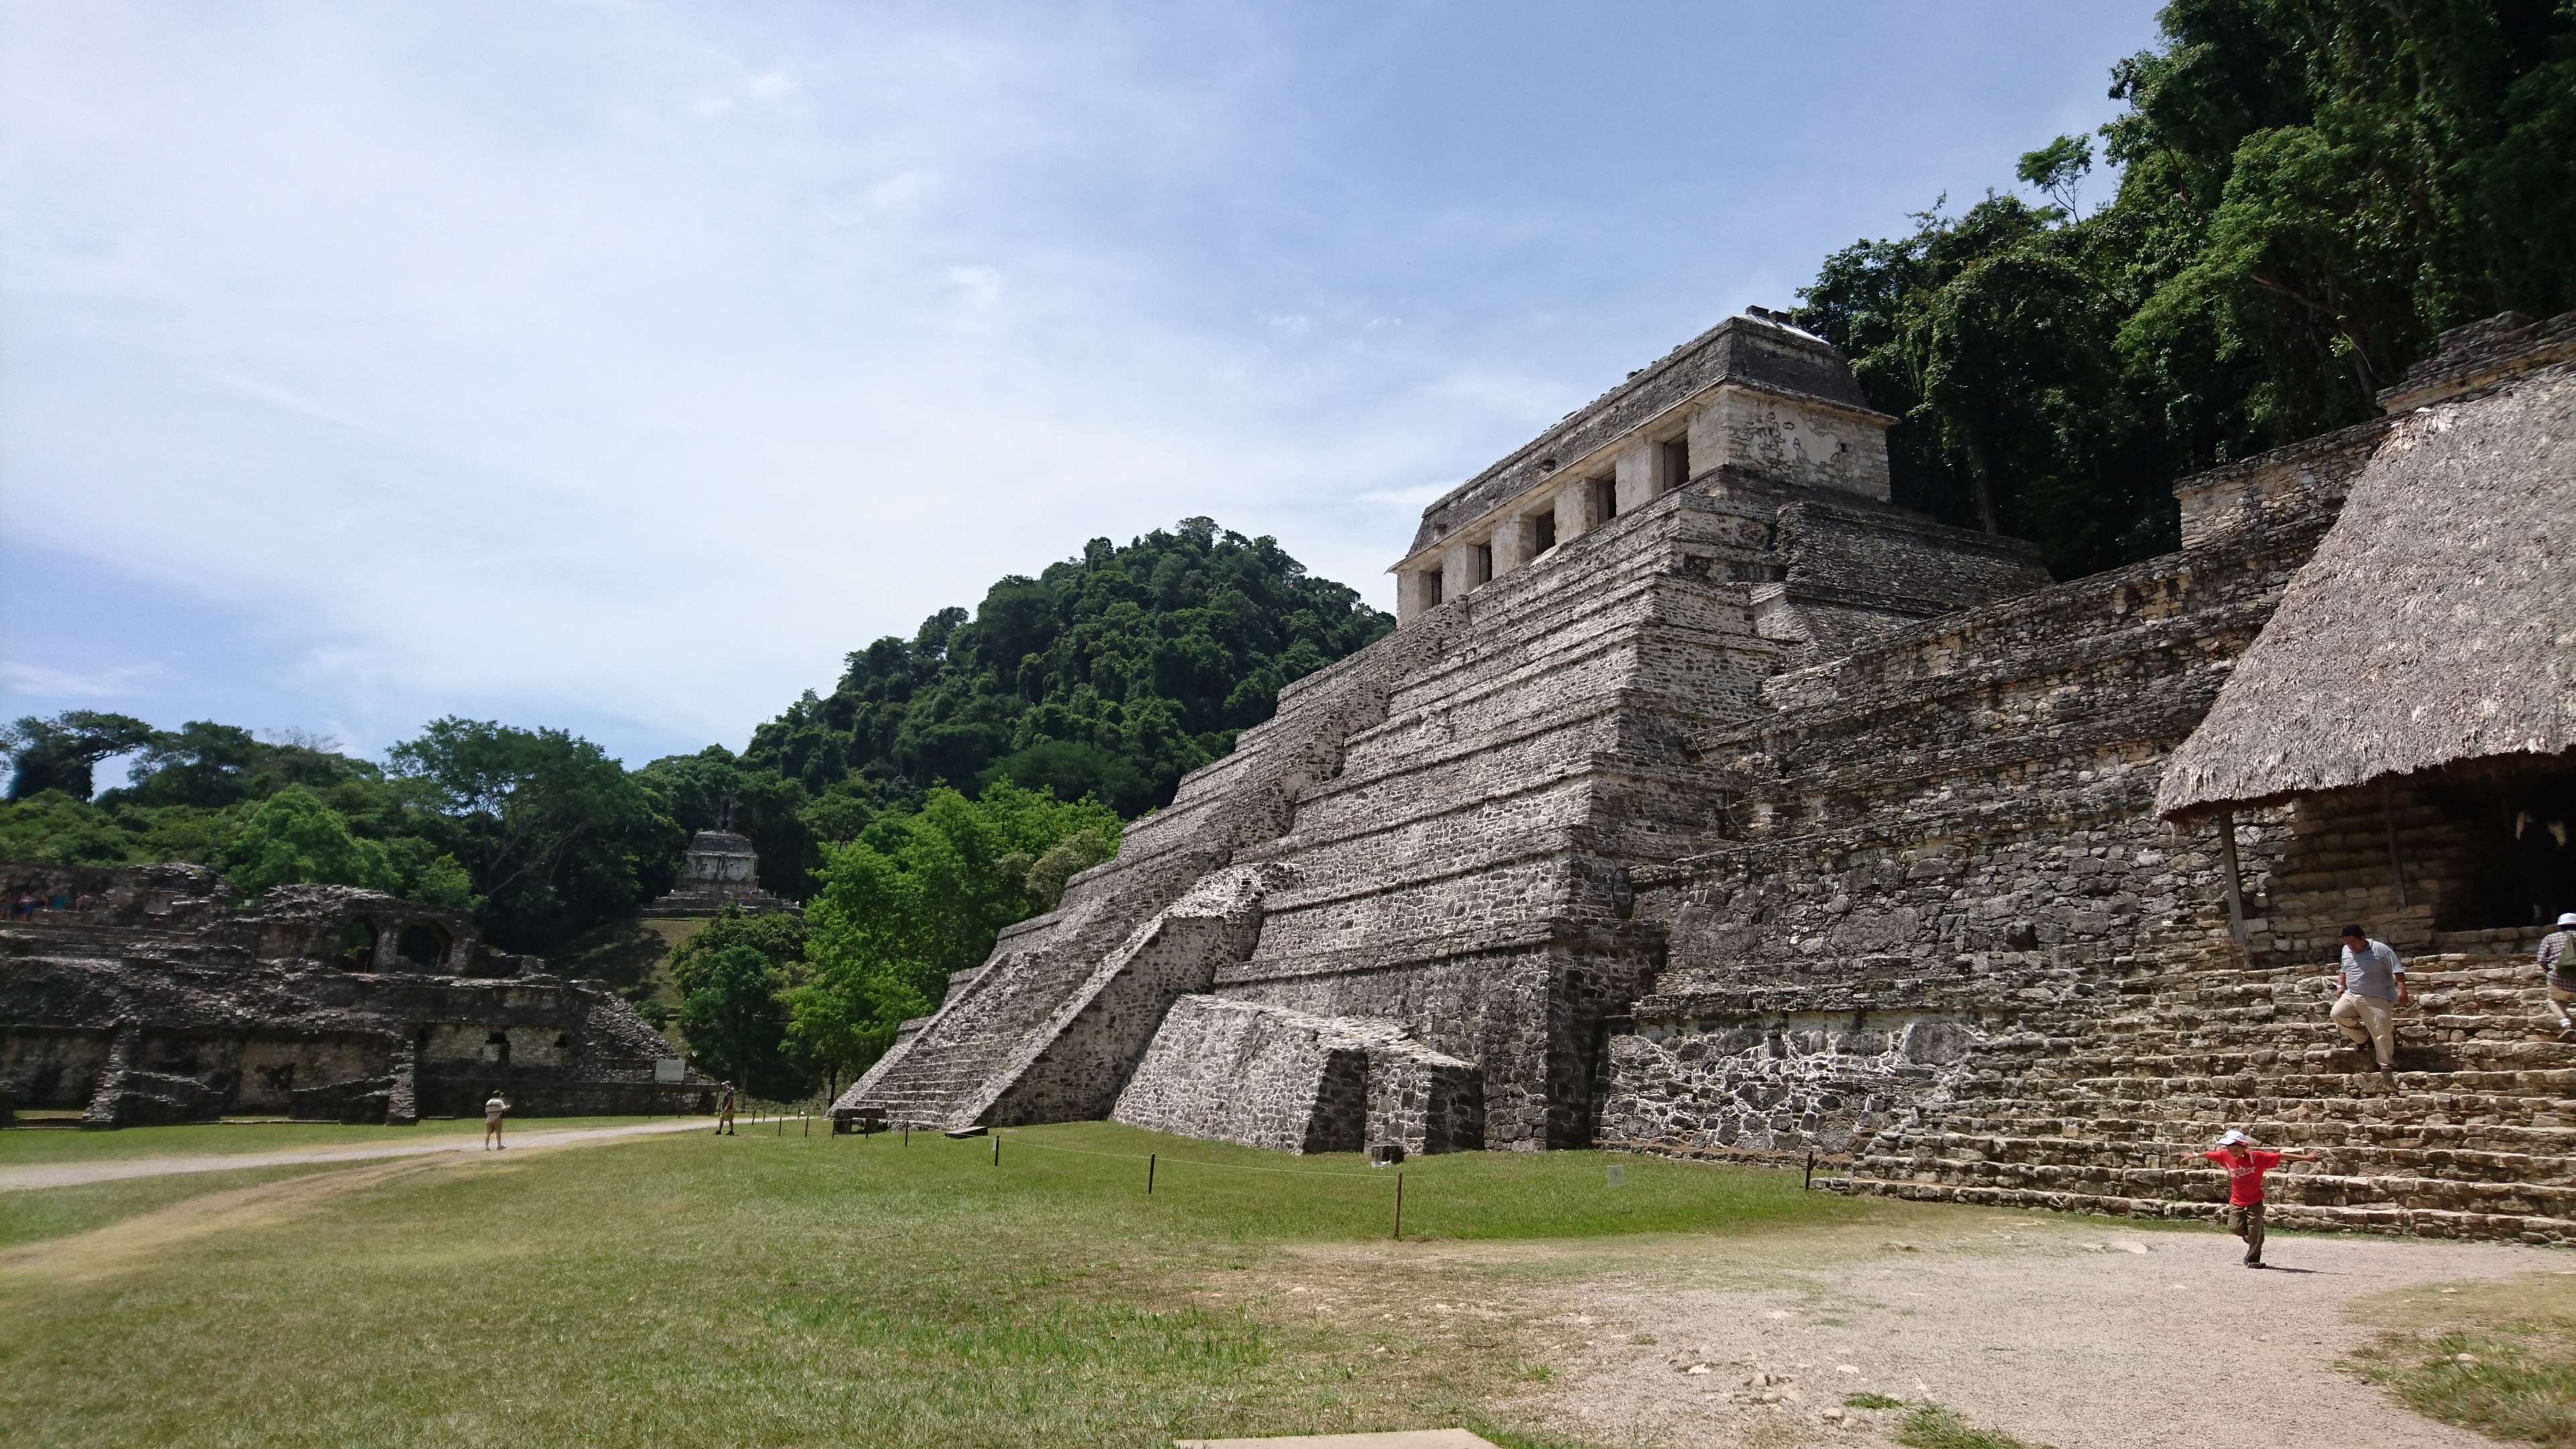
[1507,1212,2571,1448]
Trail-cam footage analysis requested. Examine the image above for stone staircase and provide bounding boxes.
[1843,946,2576,1242]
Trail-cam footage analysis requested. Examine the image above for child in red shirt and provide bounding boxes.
[2202,1129,2317,1267]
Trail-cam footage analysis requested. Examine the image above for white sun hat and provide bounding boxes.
[2216,1129,2253,1146]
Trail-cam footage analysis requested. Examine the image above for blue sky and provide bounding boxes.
[1,1,2159,775]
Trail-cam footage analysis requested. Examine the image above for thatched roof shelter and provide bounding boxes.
[2156,346,2576,820]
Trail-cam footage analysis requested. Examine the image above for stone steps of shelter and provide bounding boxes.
[2083,997,2569,1036]
[1821,1177,2575,1244]
[1858,1127,2576,1187]
[2003,1078,2576,1126]
[2047,1036,2575,1077]
[1933,1112,2576,1157]
[1851,1144,2576,1216]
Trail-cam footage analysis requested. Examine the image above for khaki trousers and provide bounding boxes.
[2226,1202,2266,1264]
[2332,991,2396,1067]
[2548,982,2573,1026]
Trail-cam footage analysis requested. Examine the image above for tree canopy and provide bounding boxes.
[1796,0,2575,579]
[787,782,1120,1087]
[743,517,1393,822]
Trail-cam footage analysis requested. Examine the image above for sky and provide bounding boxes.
[0,0,2161,775]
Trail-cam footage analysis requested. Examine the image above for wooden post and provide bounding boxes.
[2216,809,2249,945]
[1393,1172,1404,1240]
[2381,782,2409,909]
[1148,1153,1156,1195]
[1805,1150,1815,1191]
[993,1132,1000,1167]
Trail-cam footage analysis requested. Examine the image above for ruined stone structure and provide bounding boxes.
[835,309,2575,1243]
[643,802,793,916]
[1,861,712,1125]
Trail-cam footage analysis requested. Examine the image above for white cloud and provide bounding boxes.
[2,661,154,700]
[0,1,2157,760]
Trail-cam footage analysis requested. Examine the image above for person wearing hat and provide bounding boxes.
[2541,912,2576,1038]
[714,1083,737,1136]
[2328,924,2408,1084]
[483,1091,510,1150]
[2202,1130,2318,1267]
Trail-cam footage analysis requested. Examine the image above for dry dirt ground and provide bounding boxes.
[1236,1208,2576,1449]
[0,1117,710,1191]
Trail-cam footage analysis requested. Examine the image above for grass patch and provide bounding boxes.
[0,1115,677,1165]
[2349,1274,2576,1444]
[0,1165,330,1250]
[547,914,706,1006]
[0,1120,1884,1448]
[1897,1403,2047,1448]
[1845,1391,1904,1409]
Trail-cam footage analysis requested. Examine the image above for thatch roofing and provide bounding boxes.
[2155,356,2576,819]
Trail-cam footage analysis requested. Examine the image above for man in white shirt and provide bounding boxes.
[2540,911,2576,1038]
[2329,924,2406,1084]
[484,1092,510,1150]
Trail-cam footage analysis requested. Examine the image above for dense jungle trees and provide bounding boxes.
[1796,0,2575,579]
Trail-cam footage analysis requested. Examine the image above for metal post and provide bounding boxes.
[1393,1172,1404,1240]
[2216,809,2249,945]
[1148,1153,1156,1195]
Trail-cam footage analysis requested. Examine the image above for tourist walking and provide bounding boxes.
[483,1091,509,1150]
[2329,924,2407,1083]
[2202,1130,2317,1268]
[2542,912,2576,1038]
[715,1083,737,1136]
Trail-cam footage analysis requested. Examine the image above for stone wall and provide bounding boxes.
[1597,336,2576,1241]
[1113,995,1481,1155]
[0,869,700,1125]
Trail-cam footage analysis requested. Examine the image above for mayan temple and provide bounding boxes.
[835,308,2576,1242]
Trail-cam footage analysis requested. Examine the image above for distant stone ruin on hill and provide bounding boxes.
[0,861,710,1126]
[835,307,2576,1244]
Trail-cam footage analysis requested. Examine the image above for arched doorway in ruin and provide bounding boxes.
[396,923,449,969]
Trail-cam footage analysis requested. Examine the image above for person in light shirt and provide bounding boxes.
[2539,912,2576,1038]
[483,1092,510,1150]
[2328,924,2407,1084]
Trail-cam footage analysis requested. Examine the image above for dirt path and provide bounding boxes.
[1249,1213,2573,1448]
[0,1118,715,1191]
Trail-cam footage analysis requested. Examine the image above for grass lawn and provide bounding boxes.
[0,1114,694,1165]
[0,1122,1887,1448]
[0,1164,337,1250]
[2350,1273,2576,1446]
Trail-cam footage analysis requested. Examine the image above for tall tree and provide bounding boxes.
[387,718,682,950]
[788,782,1120,1079]
[1,712,154,801]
